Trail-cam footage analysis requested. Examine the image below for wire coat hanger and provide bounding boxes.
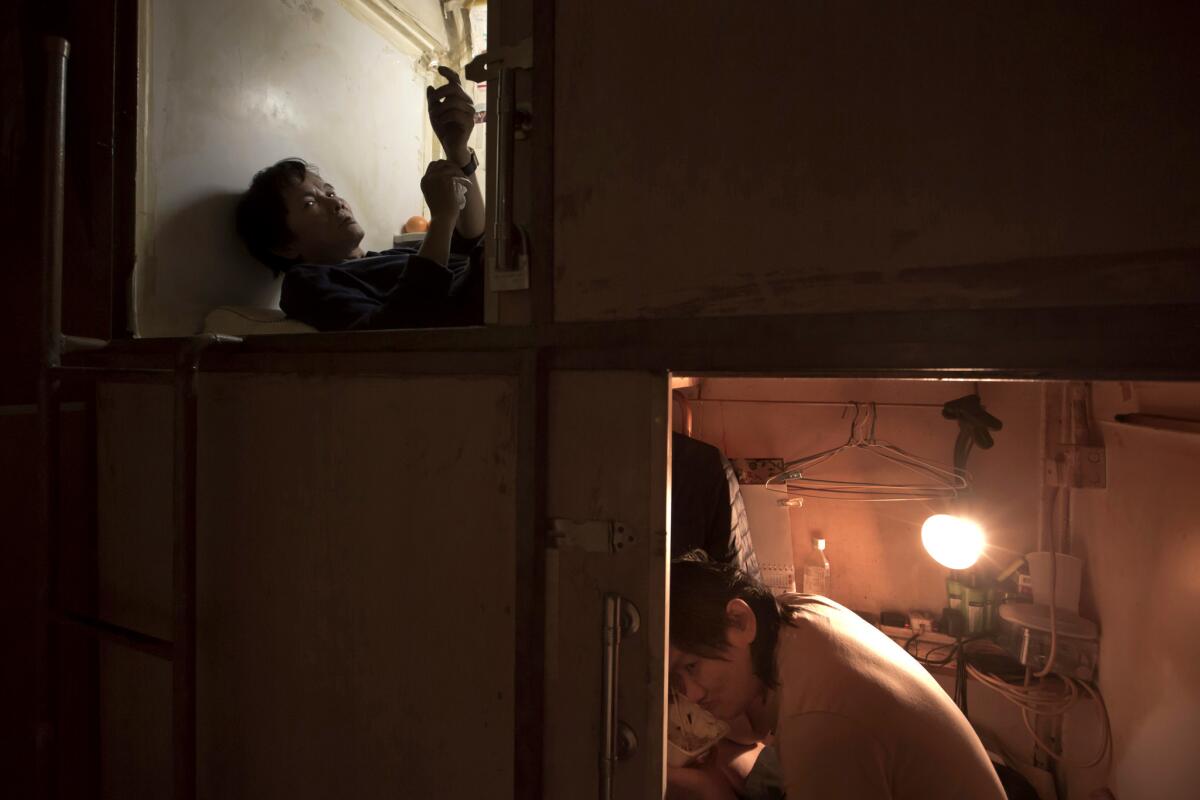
[765,402,969,502]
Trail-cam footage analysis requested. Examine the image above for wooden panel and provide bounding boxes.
[92,383,175,797]
[0,397,120,797]
[0,411,48,796]
[195,373,517,798]
[540,305,1200,379]
[97,383,175,641]
[88,384,175,796]
[70,301,1200,378]
[553,2,1200,321]
[99,645,172,799]
[0,400,108,796]
[545,371,669,799]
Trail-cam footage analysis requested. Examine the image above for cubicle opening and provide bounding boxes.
[664,375,1200,800]
[129,0,487,338]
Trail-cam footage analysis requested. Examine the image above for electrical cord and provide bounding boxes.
[905,634,960,666]
[905,634,1111,766]
[904,633,989,667]
[1035,487,1062,678]
[904,634,993,715]
[964,657,1111,768]
[955,638,969,717]
[1019,672,1111,768]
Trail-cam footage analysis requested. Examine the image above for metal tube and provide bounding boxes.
[41,38,69,367]
[489,67,515,276]
[600,594,621,800]
[689,399,954,409]
[36,35,70,799]
[542,546,560,793]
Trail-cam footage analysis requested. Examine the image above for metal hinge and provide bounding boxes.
[548,519,635,554]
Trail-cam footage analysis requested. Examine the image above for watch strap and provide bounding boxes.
[460,148,478,177]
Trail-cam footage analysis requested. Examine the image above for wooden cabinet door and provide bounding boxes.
[97,362,526,799]
[549,3,1200,321]
[196,371,520,799]
[544,370,670,799]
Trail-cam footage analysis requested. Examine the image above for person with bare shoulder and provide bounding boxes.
[669,552,1007,800]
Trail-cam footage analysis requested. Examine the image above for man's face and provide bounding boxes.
[668,601,762,721]
[276,170,365,264]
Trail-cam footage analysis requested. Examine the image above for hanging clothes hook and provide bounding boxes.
[765,399,969,501]
[844,401,862,444]
[941,394,1003,475]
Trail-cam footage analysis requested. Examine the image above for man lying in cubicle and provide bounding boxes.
[667,553,1007,800]
[234,66,482,332]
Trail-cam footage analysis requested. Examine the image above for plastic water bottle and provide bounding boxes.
[802,537,831,596]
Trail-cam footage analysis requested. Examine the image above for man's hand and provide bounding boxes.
[426,65,484,240]
[426,66,475,165]
[420,160,470,220]
[417,160,470,267]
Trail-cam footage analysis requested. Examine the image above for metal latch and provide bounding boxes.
[548,519,635,554]
[464,37,534,292]
[464,37,532,82]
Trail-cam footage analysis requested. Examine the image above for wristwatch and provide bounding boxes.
[459,148,478,177]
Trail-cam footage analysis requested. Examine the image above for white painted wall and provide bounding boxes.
[134,0,446,337]
[1067,383,1200,799]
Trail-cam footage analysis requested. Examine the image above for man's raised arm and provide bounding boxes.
[427,65,484,240]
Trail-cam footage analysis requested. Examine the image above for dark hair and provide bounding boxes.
[670,551,795,688]
[234,158,314,274]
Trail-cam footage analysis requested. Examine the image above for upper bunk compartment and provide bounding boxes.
[551,3,1200,322]
[130,0,488,338]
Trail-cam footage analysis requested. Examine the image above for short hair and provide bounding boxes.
[670,551,795,688]
[234,158,314,274]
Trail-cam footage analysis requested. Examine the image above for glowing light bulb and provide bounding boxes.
[921,514,985,570]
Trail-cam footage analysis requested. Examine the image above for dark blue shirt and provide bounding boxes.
[279,231,483,331]
[671,433,760,582]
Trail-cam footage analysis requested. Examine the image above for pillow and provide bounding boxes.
[393,232,426,246]
[202,306,318,336]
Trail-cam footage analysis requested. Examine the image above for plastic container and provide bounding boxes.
[667,695,729,766]
[946,572,997,634]
[801,536,830,596]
